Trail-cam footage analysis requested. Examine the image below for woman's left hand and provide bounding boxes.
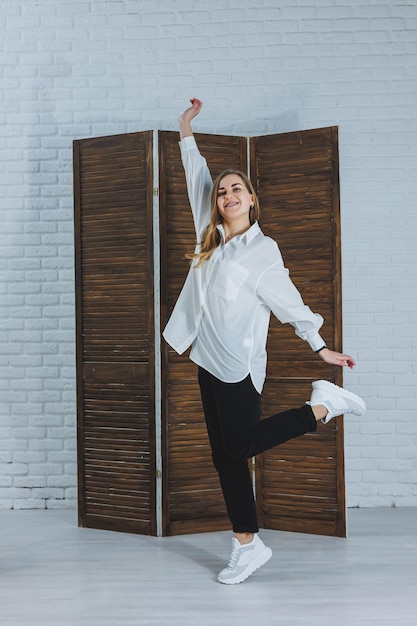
[318,348,356,369]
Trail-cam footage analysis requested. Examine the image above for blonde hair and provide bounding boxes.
[188,169,260,268]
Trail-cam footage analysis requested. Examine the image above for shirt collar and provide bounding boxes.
[217,221,260,246]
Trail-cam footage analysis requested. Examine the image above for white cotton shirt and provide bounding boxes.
[162,135,326,393]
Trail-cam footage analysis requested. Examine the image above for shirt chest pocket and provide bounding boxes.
[211,260,250,302]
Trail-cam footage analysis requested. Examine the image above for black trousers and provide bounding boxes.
[198,366,317,534]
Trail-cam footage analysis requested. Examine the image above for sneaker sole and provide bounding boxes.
[312,380,366,423]
[217,547,272,585]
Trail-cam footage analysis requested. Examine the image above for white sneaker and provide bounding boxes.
[308,379,366,424]
[217,534,272,585]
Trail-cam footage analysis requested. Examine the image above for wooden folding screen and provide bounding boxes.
[74,127,345,538]
[74,131,156,534]
[251,128,345,537]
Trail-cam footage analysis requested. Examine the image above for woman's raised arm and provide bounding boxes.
[178,98,203,139]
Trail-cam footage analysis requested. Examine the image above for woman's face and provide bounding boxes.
[216,174,254,225]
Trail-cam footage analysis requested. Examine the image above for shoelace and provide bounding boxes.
[227,545,241,568]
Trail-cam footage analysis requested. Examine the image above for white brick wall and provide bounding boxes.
[1,0,416,510]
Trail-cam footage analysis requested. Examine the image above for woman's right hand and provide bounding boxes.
[178,98,203,139]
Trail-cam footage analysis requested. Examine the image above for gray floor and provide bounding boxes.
[0,509,416,626]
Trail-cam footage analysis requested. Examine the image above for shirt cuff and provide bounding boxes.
[179,135,198,153]
[307,333,327,352]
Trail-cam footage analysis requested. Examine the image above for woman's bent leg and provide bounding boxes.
[211,374,317,461]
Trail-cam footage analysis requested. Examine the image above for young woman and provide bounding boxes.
[163,98,366,585]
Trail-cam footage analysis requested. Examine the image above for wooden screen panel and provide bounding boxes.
[74,131,156,535]
[251,127,346,537]
[159,131,247,535]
